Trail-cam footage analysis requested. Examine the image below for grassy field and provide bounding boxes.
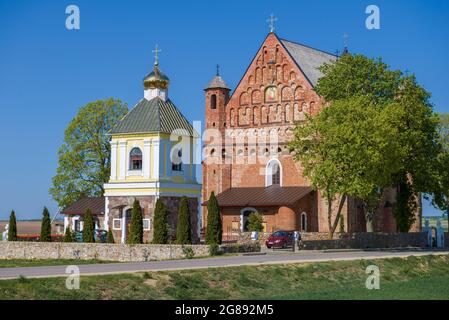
[0,254,448,300]
[0,259,108,268]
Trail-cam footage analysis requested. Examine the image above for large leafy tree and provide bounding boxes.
[205,192,222,245]
[128,199,144,244]
[176,196,192,245]
[298,53,441,234]
[40,207,52,242]
[289,96,402,238]
[50,99,128,209]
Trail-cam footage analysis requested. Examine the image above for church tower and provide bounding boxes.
[204,66,230,132]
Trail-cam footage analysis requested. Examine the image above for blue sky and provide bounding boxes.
[0,0,448,220]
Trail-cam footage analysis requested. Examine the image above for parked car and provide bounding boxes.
[265,230,296,249]
[74,229,107,243]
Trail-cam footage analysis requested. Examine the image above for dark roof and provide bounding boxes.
[280,38,337,86]
[109,97,196,136]
[205,75,230,90]
[61,197,105,216]
[203,185,312,207]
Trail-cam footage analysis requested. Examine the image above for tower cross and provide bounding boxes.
[216,64,220,76]
[152,44,162,65]
[266,14,278,33]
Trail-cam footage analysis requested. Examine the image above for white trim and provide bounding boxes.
[112,218,122,230]
[104,190,201,197]
[104,182,202,190]
[110,141,118,180]
[265,158,283,187]
[143,218,151,231]
[300,212,307,232]
[118,141,127,180]
[143,139,151,179]
[152,139,160,180]
[104,197,110,231]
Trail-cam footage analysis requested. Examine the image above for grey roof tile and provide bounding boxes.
[280,39,337,86]
[205,75,230,90]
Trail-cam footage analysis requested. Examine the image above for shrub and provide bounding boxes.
[82,209,95,243]
[182,246,195,259]
[40,207,52,242]
[128,199,144,244]
[209,243,220,256]
[205,192,222,245]
[152,199,169,244]
[176,197,192,244]
[64,227,75,242]
[106,230,115,243]
[247,212,264,232]
[7,210,17,241]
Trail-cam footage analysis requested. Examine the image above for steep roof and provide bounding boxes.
[61,197,105,216]
[205,75,230,90]
[109,97,195,136]
[202,185,312,207]
[280,38,337,86]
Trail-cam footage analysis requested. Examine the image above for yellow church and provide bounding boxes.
[61,49,202,244]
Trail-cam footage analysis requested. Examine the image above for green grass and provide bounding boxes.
[1,255,449,300]
[0,259,109,268]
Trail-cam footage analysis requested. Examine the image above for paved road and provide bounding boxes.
[0,249,447,280]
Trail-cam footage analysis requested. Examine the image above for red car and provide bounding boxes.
[265,230,296,249]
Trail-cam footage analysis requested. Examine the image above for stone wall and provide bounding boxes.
[301,232,428,250]
[0,242,210,262]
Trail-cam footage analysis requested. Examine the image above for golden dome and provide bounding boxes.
[143,62,170,90]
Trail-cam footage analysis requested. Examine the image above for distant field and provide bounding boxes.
[0,220,63,235]
[423,216,448,232]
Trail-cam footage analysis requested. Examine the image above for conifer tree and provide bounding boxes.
[176,196,192,244]
[152,199,169,244]
[205,192,222,245]
[40,207,52,242]
[7,210,17,241]
[106,230,115,243]
[82,209,95,243]
[64,227,74,242]
[128,199,144,244]
[247,212,264,232]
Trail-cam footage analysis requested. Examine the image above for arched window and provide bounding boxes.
[266,159,282,186]
[301,212,307,232]
[210,94,217,109]
[129,148,142,170]
[172,148,183,172]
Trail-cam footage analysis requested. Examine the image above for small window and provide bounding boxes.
[210,148,215,156]
[210,94,217,109]
[112,219,122,230]
[143,219,151,231]
[172,148,183,171]
[272,162,280,185]
[129,148,142,170]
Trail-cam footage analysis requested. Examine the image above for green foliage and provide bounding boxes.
[152,199,169,244]
[209,243,220,256]
[182,246,195,259]
[128,199,144,244]
[64,227,75,242]
[205,192,222,245]
[40,207,52,242]
[393,174,418,232]
[247,213,264,232]
[50,99,128,208]
[176,197,192,244]
[339,214,345,233]
[82,209,95,243]
[7,210,17,241]
[106,230,115,244]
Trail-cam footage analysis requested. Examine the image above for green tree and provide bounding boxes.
[64,227,75,242]
[152,199,169,244]
[176,196,192,244]
[205,192,222,245]
[82,209,95,243]
[310,54,441,233]
[106,230,115,244]
[7,210,17,241]
[128,199,144,244]
[40,207,52,242]
[247,212,264,232]
[50,99,128,209]
[289,97,402,238]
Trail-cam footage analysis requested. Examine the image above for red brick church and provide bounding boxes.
[201,31,421,236]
